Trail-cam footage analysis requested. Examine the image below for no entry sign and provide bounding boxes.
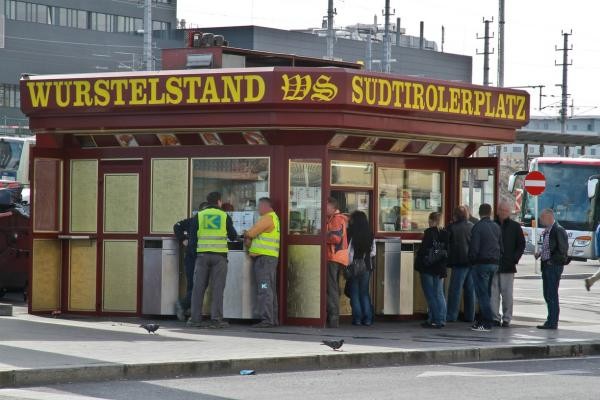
[524,171,546,196]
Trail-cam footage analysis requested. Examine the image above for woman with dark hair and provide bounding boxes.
[416,212,449,328]
[347,210,375,326]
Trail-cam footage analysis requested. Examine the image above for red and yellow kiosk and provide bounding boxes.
[20,66,529,326]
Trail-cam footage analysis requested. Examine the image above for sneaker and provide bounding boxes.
[209,320,230,329]
[175,301,186,322]
[501,321,511,328]
[493,320,502,327]
[470,324,491,332]
[252,321,274,328]
[585,278,592,292]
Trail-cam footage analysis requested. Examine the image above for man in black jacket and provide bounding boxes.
[469,203,503,332]
[535,208,569,330]
[446,206,475,323]
[173,202,209,321]
[491,201,525,327]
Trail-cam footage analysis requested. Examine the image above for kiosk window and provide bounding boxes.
[191,158,269,234]
[331,161,374,187]
[378,168,443,232]
[289,159,322,235]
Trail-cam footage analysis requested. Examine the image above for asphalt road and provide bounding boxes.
[1,356,599,400]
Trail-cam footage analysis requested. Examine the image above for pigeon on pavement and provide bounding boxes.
[321,339,344,351]
[140,323,160,334]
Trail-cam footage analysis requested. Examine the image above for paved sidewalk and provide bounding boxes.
[1,299,600,388]
[0,254,599,388]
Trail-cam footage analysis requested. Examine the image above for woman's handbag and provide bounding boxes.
[343,257,367,280]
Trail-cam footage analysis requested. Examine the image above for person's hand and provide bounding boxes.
[182,239,189,247]
[534,252,540,260]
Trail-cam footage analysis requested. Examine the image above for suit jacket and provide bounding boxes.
[544,222,569,266]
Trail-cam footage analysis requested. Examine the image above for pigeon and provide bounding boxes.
[321,339,344,351]
[140,323,160,334]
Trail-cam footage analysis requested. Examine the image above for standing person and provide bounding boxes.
[535,208,568,330]
[584,222,600,291]
[416,212,449,329]
[173,202,208,321]
[188,192,238,329]
[491,200,526,327]
[469,203,503,332]
[244,197,280,328]
[326,197,349,328]
[347,210,375,326]
[446,206,475,323]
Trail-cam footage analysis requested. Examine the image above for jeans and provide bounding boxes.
[446,266,475,322]
[180,251,197,310]
[348,270,373,325]
[420,272,447,325]
[542,262,564,328]
[472,264,498,328]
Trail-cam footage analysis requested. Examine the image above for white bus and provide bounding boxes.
[0,136,35,202]
[509,157,600,260]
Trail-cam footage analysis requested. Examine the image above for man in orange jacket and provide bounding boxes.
[326,197,349,328]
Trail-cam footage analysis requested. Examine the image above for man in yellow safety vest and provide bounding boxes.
[245,197,280,328]
[188,192,238,329]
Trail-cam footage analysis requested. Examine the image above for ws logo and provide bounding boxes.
[281,74,338,102]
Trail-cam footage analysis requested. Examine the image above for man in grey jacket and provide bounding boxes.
[469,203,503,332]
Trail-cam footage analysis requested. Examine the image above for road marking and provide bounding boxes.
[0,389,106,400]
[452,355,600,366]
[417,369,592,378]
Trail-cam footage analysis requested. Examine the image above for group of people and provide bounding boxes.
[172,191,570,332]
[173,192,280,329]
[417,202,569,332]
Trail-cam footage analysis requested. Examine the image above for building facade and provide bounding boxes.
[199,25,472,83]
[0,0,180,133]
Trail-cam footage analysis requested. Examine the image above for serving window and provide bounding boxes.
[191,158,269,234]
[378,168,444,232]
[289,159,322,235]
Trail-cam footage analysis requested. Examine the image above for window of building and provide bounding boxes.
[289,159,322,235]
[588,124,594,132]
[0,83,19,109]
[377,168,443,232]
[592,149,597,156]
[191,158,270,235]
[543,123,549,129]
[512,146,523,153]
[3,0,152,34]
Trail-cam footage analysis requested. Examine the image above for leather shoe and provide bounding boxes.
[537,324,557,330]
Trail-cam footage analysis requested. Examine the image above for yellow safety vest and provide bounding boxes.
[249,211,280,258]
[197,208,229,253]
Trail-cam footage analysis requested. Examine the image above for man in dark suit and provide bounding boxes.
[535,208,569,330]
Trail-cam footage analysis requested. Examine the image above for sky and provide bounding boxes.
[176,0,600,117]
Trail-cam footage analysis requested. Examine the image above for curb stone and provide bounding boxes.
[3,341,600,388]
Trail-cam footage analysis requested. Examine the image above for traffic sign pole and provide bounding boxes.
[524,171,546,276]
[534,194,539,275]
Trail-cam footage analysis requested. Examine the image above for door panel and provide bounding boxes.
[103,173,139,234]
[102,239,138,312]
[68,240,97,311]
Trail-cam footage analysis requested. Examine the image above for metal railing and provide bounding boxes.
[0,117,32,137]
